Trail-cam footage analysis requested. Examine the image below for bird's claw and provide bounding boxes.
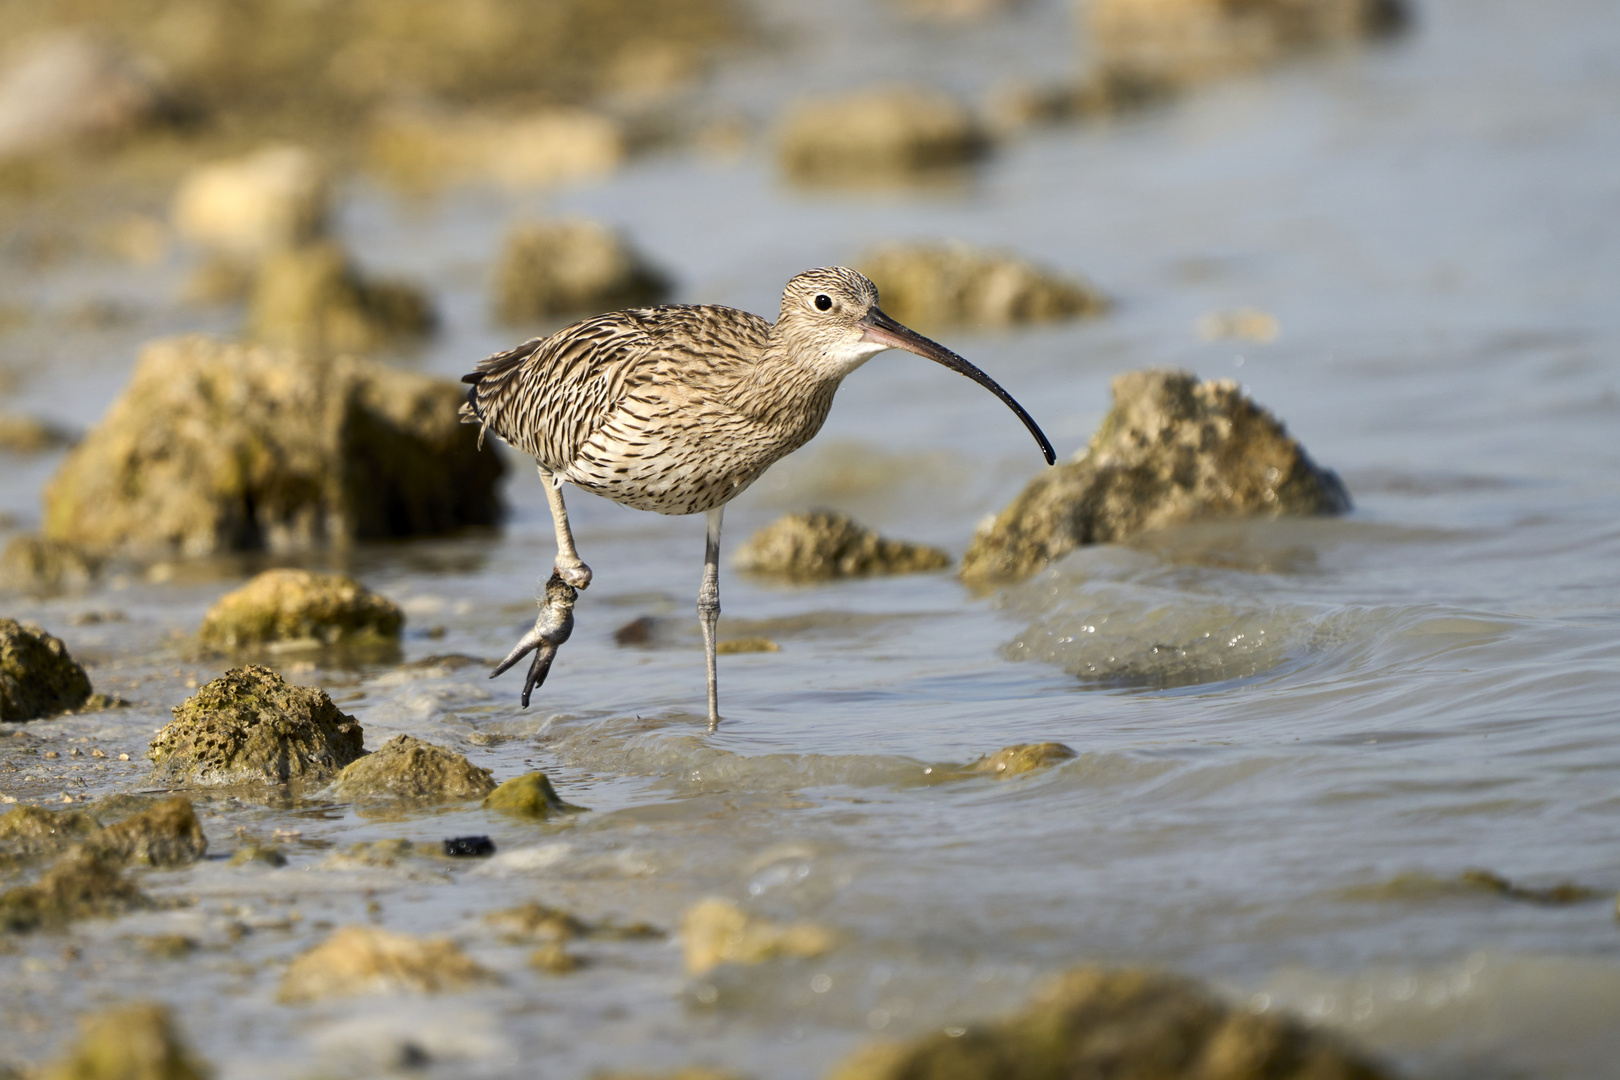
[490,571,577,708]
[554,561,592,589]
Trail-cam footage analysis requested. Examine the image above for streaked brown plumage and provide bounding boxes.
[461,266,1054,730]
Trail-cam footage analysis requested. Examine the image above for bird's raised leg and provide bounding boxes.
[489,466,589,707]
[698,506,724,732]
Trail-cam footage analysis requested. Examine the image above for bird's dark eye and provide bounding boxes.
[814,294,832,311]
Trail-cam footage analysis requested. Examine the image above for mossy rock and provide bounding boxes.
[199,568,403,649]
[492,219,668,324]
[859,243,1108,330]
[0,618,93,722]
[0,850,149,933]
[247,241,435,355]
[149,665,365,786]
[961,370,1350,585]
[0,804,101,856]
[41,335,505,558]
[966,743,1077,778]
[90,798,208,868]
[829,966,1396,1080]
[41,1001,211,1080]
[733,512,950,580]
[331,734,496,803]
[482,771,587,818]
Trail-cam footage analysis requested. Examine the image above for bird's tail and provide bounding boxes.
[459,336,544,449]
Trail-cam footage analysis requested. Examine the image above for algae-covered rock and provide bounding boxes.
[733,512,950,580]
[199,569,403,649]
[42,335,504,557]
[371,105,627,188]
[967,742,1077,778]
[0,618,93,721]
[493,219,669,324]
[681,897,834,976]
[0,32,173,161]
[0,850,149,932]
[149,665,365,786]
[40,1001,211,1080]
[1086,0,1406,88]
[277,924,497,1003]
[248,241,435,354]
[90,798,207,868]
[482,771,584,818]
[0,804,101,856]
[961,370,1350,585]
[0,413,74,453]
[485,900,590,943]
[859,243,1108,330]
[829,966,1394,1080]
[331,734,496,803]
[776,85,987,185]
[171,144,330,261]
[0,535,102,592]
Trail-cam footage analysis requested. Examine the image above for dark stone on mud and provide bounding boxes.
[0,849,149,933]
[830,966,1396,1080]
[442,835,495,857]
[330,734,496,803]
[42,335,505,558]
[733,511,951,580]
[961,370,1350,585]
[39,1000,211,1080]
[0,618,93,721]
[149,665,365,786]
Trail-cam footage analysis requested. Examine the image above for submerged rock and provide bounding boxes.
[0,32,173,160]
[42,335,504,557]
[149,665,365,786]
[681,897,834,976]
[171,144,330,261]
[482,771,584,818]
[199,569,403,649]
[859,243,1108,330]
[733,512,950,580]
[961,370,1350,585]
[830,966,1394,1080]
[715,637,780,655]
[493,219,669,324]
[91,798,208,868]
[247,241,435,354]
[1085,0,1406,87]
[0,535,102,592]
[966,742,1077,778]
[485,900,590,943]
[278,925,497,1003]
[0,618,93,721]
[372,105,627,188]
[331,734,496,803]
[0,849,148,932]
[39,1001,211,1080]
[776,85,987,185]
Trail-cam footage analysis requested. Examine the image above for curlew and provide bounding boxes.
[461,266,1054,731]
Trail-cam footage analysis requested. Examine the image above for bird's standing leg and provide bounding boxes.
[488,466,588,707]
[698,506,724,732]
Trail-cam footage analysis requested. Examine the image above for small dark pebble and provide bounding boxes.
[443,836,495,857]
[613,615,656,646]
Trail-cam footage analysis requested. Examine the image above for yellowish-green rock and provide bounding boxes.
[91,798,208,868]
[150,665,365,786]
[733,512,950,580]
[277,924,497,1003]
[681,897,834,976]
[0,618,92,722]
[247,241,435,354]
[40,1001,211,1080]
[829,966,1395,1080]
[199,569,403,649]
[331,734,496,803]
[493,219,668,324]
[859,243,1107,330]
[482,771,585,818]
[961,370,1350,585]
[966,743,1077,778]
[41,335,504,558]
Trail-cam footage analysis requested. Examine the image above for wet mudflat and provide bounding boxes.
[3,0,1620,1078]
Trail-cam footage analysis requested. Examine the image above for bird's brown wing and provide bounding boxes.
[459,306,769,471]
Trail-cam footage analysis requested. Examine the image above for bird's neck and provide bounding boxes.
[729,336,843,452]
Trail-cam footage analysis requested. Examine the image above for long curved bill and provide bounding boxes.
[859,307,1056,466]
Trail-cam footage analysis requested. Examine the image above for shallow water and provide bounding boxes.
[3,0,1620,1077]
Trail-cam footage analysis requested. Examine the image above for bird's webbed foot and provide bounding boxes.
[490,571,578,708]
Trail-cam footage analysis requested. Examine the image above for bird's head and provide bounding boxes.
[775,266,1056,465]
